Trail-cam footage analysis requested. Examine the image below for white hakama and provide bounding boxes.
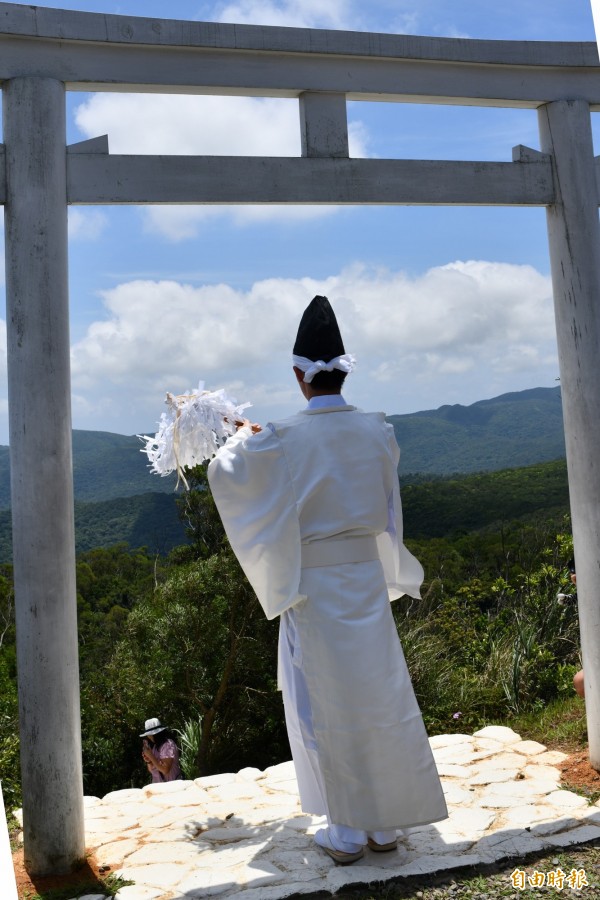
[208,404,447,833]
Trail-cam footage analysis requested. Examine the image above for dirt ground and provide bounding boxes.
[12,848,109,899]
[558,748,600,796]
[10,750,600,899]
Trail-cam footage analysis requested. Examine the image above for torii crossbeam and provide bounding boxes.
[1,1,600,875]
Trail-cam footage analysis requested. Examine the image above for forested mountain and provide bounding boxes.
[0,457,578,808]
[0,492,186,562]
[71,430,177,502]
[388,386,564,475]
[0,448,577,808]
[0,458,570,562]
[0,386,568,559]
[0,430,175,509]
[0,386,565,509]
[402,458,569,539]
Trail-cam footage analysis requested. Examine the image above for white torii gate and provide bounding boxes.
[2,1,600,875]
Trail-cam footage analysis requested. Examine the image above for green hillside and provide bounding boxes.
[0,430,176,509]
[402,458,569,539]
[0,387,566,509]
[0,458,570,563]
[0,491,186,562]
[74,491,185,554]
[0,387,570,559]
[389,386,565,476]
[71,430,177,502]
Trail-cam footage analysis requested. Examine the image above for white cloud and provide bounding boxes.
[140,207,221,242]
[73,93,371,239]
[140,203,337,242]
[355,260,555,391]
[68,209,109,241]
[75,94,301,157]
[329,259,554,352]
[69,260,557,432]
[389,12,420,35]
[348,121,372,159]
[201,0,462,37]
[425,353,475,375]
[75,92,371,160]
[213,0,353,29]
[209,0,430,35]
[490,343,556,374]
[0,262,557,441]
[71,277,308,388]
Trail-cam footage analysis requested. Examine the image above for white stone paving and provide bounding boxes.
[13,727,600,900]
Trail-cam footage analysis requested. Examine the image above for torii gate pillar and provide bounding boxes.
[3,76,85,873]
[539,99,600,769]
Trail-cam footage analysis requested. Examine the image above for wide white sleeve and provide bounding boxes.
[376,424,424,601]
[207,425,304,620]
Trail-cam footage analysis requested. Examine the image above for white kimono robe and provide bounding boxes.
[208,402,447,832]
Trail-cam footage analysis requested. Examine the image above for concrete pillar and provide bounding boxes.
[299,91,349,158]
[538,99,600,769]
[3,77,84,873]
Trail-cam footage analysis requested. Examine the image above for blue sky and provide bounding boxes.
[0,0,598,442]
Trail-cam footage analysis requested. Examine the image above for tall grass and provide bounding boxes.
[394,550,581,737]
[176,716,203,780]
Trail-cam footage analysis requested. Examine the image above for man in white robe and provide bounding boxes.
[208,296,447,864]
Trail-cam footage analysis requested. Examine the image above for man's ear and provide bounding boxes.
[292,366,305,385]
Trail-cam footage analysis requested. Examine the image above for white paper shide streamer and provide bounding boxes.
[139,382,251,489]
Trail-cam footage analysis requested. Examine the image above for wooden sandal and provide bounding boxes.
[314,828,365,865]
[367,837,398,852]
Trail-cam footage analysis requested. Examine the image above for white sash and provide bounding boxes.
[301,535,379,568]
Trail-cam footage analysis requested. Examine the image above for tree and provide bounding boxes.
[105,549,285,780]
[174,464,228,561]
[0,568,19,808]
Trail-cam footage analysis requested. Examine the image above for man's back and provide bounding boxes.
[270,405,395,544]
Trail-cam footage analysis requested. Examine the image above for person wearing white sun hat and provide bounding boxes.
[140,717,182,783]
